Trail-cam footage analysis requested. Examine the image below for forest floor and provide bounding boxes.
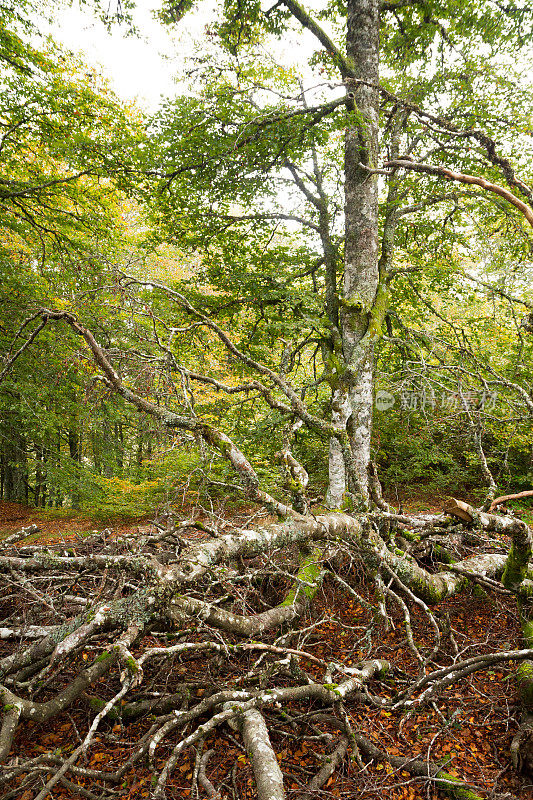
[0,488,468,541]
[2,496,533,800]
[0,501,148,543]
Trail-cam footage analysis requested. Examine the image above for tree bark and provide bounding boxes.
[231,707,286,800]
[336,0,380,507]
[68,423,82,509]
[490,490,533,512]
[1,413,28,502]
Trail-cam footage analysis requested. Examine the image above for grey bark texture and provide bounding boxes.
[233,707,286,800]
[328,0,381,508]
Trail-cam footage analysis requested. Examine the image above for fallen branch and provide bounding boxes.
[490,490,533,512]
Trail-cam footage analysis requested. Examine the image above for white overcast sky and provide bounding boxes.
[49,1,322,112]
[49,1,205,111]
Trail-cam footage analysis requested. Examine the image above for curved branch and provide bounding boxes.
[490,490,533,512]
[117,280,336,437]
[280,0,355,79]
[40,309,298,519]
[384,159,533,227]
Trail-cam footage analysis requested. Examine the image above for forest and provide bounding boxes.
[2,0,533,798]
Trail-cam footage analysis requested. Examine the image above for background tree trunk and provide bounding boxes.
[1,414,28,502]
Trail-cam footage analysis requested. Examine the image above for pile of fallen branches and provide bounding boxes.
[3,311,533,798]
[1,498,533,800]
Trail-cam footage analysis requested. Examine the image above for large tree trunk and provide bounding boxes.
[328,0,380,508]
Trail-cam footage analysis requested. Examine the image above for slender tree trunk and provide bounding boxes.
[35,444,44,507]
[50,427,60,507]
[91,428,102,475]
[326,392,350,508]
[41,445,49,507]
[1,416,28,503]
[135,421,146,481]
[102,416,113,476]
[114,421,124,471]
[69,424,82,509]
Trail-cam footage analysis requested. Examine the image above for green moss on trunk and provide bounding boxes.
[281,546,323,607]
[432,770,485,800]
